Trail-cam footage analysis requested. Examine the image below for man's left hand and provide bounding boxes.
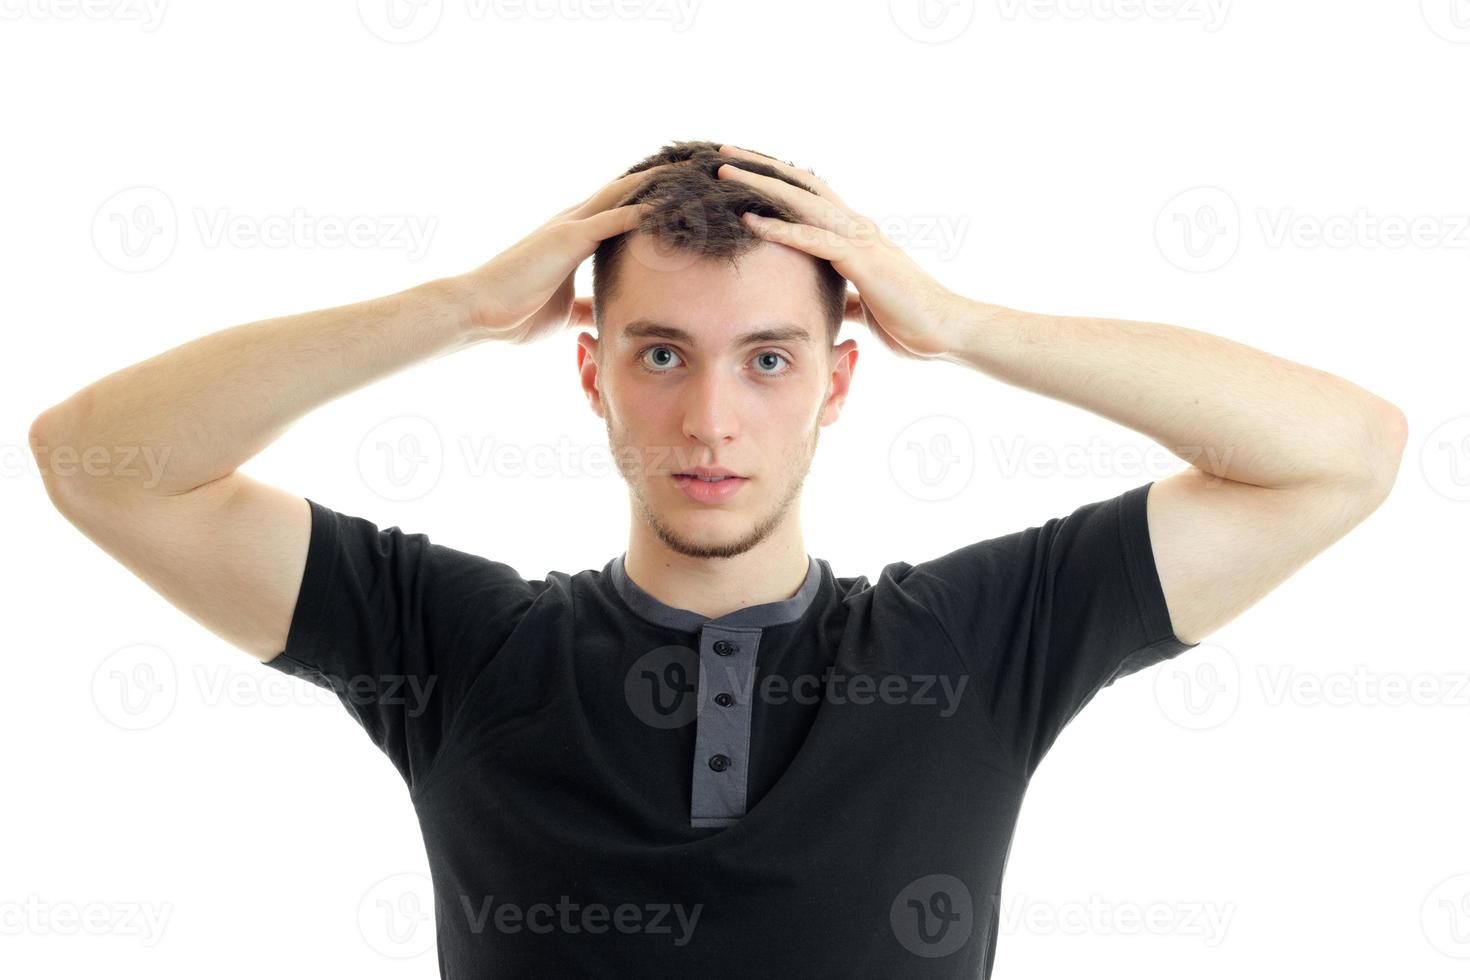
[714,143,970,361]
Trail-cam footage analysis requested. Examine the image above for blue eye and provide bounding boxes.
[636,345,792,377]
[752,351,792,375]
[638,345,683,371]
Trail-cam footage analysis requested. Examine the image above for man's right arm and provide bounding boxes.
[27,275,488,662]
[27,162,675,664]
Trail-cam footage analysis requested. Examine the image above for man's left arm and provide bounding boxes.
[934,304,1407,646]
[710,143,1408,649]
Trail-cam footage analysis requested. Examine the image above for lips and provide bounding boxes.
[671,470,749,503]
[675,467,742,480]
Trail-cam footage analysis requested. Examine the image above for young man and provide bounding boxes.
[30,140,1406,978]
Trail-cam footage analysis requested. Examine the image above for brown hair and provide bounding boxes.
[591,140,847,347]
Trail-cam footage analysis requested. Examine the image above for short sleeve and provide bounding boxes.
[892,480,1200,780]
[261,498,545,793]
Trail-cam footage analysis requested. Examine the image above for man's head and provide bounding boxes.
[590,140,850,347]
[576,140,859,561]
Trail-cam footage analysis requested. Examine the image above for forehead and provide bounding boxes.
[606,235,825,349]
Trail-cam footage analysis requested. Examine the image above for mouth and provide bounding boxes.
[671,469,749,503]
[673,467,744,481]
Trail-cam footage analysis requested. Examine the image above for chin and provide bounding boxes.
[653,506,754,551]
[665,508,743,532]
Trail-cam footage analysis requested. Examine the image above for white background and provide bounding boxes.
[4,1,1467,977]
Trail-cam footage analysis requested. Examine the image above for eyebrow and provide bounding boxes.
[618,319,813,348]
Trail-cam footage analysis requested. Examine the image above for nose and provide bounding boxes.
[680,365,740,453]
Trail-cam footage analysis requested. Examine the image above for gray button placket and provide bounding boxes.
[691,625,761,828]
[608,553,822,828]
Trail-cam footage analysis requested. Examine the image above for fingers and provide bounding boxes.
[567,159,696,222]
[740,212,852,266]
[507,203,646,312]
[573,201,648,243]
[716,143,851,211]
[544,201,651,278]
[716,143,806,181]
[716,160,861,239]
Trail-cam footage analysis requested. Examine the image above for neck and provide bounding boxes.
[623,515,811,621]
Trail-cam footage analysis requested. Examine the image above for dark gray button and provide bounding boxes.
[713,640,736,656]
[714,692,734,707]
[708,754,730,772]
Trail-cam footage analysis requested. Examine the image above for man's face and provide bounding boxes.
[577,235,858,560]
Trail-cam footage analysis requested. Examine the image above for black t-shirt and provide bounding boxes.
[262,480,1199,978]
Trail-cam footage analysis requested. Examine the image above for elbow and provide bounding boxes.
[29,404,89,516]
[30,407,68,509]
[1355,399,1408,503]
[29,407,60,477]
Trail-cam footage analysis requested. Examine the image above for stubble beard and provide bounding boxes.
[605,407,822,561]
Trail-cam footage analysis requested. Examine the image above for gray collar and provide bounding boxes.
[609,553,822,632]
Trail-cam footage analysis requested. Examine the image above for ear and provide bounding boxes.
[821,338,859,427]
[575,330,605,419]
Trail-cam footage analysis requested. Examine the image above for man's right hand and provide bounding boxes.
[457,162,691,345]
[27,159,693,663]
